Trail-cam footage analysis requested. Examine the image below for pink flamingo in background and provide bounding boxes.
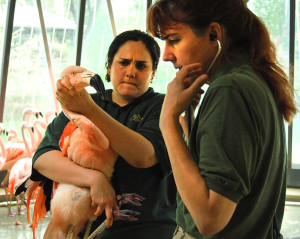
[6,128,22,143]
[32,119,47,152]
[2,108,40,171]
[0,123,6,170]
[44,110,57,125]
[6,121,35,222]
[22,107,43,123]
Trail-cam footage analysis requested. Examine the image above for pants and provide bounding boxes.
[172,226,197,239]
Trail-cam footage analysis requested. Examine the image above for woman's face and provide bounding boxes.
[109,40,154,106]
[161,23,216,73]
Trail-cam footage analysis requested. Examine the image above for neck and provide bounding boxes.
[0,136,5,158]
[112,91,131,107]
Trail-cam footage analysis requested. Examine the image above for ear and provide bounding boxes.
[150,70,156,82]
[208,22,222,43]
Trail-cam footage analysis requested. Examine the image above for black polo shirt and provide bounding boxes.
[32,87,177,239]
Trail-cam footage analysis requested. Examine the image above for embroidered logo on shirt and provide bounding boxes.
[132,114,144,122]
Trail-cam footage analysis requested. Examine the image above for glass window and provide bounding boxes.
[0,0,8,63]
[293,0,300,169]
[2,0,79,136]
[1,0,176,138]
[248,0,300,171]
[80,0,176,93]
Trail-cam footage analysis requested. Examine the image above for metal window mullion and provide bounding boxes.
[288,0,296,169]
[76,0,86,66]
[147,0,152,12]
[107,0,117,37]
[0,0,16,122]
[36,0,60,114]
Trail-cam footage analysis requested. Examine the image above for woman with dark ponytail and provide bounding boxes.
[147,0,297,238]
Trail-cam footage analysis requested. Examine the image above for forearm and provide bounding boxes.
[161,117,236,235]
[82,103,157,168]
[34,149,117,224]
[33,150,101,187]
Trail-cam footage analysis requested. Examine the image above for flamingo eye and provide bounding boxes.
[71,72,76,75]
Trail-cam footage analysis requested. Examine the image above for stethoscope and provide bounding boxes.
[186,38,222,134]
[206,39,222,74]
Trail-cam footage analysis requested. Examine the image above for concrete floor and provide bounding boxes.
[0,203,51,239]
[0,191,299,238]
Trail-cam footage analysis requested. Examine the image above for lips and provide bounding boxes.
[121,81,136,86]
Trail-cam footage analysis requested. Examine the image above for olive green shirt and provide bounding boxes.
[177,55,287,239]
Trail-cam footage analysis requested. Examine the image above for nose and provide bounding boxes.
[126,62,136,78]
[162,45,175,62]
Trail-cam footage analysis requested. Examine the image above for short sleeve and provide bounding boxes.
[31,112,69,181]
[193,86,258,203]
[137,95,171,177]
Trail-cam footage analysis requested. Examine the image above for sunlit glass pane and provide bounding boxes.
[247,1,300,169]
[293,0,300,169]
[2,0,79,136]
[0,0,9,63]
[81,0,152,91]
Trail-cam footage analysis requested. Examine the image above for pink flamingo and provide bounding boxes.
[6,121,35,221]
[23,66,142,239]
[0,123,6,167]
[6,128,23,143]
[4,110,38,168]
[2,108,42,165]
[44,109,57,125]
[23,65,104,238]
[32,119,47,152]
[44,112,118,239]
[44,113,143,239]
[22,107,43,123]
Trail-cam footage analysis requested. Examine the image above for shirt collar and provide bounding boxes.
[213,53,251,81]
[103,87,154,106]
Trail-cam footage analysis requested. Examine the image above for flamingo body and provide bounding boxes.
[67,113,117,179]
[26,65,107,239]
[7,157,32,198]
[46,112,117,239]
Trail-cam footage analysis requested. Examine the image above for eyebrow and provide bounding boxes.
[161,33,178,40]
[119,58,148,64]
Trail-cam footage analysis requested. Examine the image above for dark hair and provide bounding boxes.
[105,29,160,82]
[147,0,297,123]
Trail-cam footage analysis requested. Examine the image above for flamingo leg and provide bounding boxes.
[66,224,74,239]
[6,190,16,217]
[83,219,94,239]
[14,195,23,225]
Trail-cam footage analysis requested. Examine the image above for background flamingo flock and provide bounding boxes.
[0,108,57,225]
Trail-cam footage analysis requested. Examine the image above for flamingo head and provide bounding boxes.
[61,66,105,99]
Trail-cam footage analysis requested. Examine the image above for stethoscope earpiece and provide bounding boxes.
[206,39,222,74]
[209,34,217,41]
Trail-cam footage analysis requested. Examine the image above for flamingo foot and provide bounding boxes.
[14,221,23,225]
[112,193,146,221]
[8,212,16,217]
[118,193,146,207]
[113,209,140,221]
[18,208,25,215]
